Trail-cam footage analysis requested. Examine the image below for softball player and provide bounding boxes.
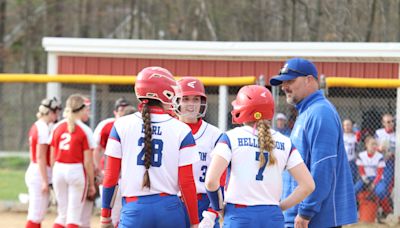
[205,85,315,228]
[25,97,61,228]
[93,97,133,227]
[343,118,359,183]
[354,136,386,198]
[49,94,96,228]
[101,67,200,228]
[174,77,223,228]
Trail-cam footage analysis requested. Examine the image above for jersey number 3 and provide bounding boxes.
[255,152,269,181]
[137,138,163,167]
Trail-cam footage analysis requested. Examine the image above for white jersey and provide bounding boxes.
[343,133,357,161]
[192,121,222,194]
[356,151,385,177]
[212,126,303,206]
[105,112,200,197]
[375,128,395,154]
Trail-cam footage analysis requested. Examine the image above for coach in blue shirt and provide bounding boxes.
[270,58,357,228]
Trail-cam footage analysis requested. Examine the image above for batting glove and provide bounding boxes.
[199,211,217,228]
[100,208,113,228]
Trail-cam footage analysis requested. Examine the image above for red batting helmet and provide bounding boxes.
[231,85,274,124]
[174,77,207,117]
[134,66,177,105]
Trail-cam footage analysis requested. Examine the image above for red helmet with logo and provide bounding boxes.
[134,66,177,105]
[174,77,207,117]
[231,85,274,124]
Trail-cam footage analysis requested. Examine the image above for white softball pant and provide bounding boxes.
[52,162,86,226]
[25,163,51,223]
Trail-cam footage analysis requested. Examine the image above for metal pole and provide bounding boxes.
[218,85,228,132]
[271,86,279,130]
[90,84,97,130]
[394,88,400,217]
[46,53,61,100]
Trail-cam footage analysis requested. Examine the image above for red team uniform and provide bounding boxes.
[50,95,96,228]
[26,120,52,226]
[25,97,61,228]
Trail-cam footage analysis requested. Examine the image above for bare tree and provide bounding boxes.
[0,0,5,72]
[366,0,377,41]
[0,0,6,149]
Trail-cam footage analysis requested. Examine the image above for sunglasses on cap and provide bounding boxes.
[279,66,309,76]
[42,97,62,112]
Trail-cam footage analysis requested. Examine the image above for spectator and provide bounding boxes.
[343,119,359,183]
[275,113,291,137]
[269,57,357,228]
[374,113,395,220]
[354,136,385,201]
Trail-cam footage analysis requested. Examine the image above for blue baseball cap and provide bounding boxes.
[269,58,318,86]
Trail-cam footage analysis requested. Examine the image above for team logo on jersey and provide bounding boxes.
[187,81,196,88]
[254,112,262,120]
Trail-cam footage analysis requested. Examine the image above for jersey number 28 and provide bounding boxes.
[137,137,163,167]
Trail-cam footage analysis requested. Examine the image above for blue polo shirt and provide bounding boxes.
[283,90,357,228]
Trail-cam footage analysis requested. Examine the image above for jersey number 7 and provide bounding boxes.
[137,137,163,167]
[255,152,269,181]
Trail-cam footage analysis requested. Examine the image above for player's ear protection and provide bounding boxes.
[174,77,207,118]
[231,85,274,124]
[134,66,177,106]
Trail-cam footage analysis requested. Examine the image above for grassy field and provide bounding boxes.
[0,156,29,201]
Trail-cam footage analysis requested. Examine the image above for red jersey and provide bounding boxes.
[94,118,115,149]
[49,119,95,163]
[28,119,51,166]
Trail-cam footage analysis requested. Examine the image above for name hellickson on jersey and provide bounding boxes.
[141,124,163,135]
[238,137,286,150]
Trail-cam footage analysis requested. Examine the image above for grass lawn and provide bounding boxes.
[0,169,27,201]
[0,156,29,201]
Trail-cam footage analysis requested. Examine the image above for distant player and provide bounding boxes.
[343,118,359,183]
[205,85,315,228]
[49,94,96,228]
[354,136,386,198]
[93,97,133,227]
[25,97,61,228]
[174,77,223,228]
[101,67,200,228]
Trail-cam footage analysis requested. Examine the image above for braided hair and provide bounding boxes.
[256,120,276,167]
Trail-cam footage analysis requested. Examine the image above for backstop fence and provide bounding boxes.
[0,74,399,224]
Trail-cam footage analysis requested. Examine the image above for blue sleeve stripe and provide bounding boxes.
[180,143,196,150]
[289,145,296,156]
[102,185,116,209]
[109,126,120,142]
[180,132,196,150]
[214,133,223,147]
[218,133,231,150]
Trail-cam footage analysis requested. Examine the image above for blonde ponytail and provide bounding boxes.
[257,120,276,167]
[63,94,86,133]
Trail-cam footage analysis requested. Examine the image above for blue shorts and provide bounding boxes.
[223,203,284,228]
[119,194,186,228]
[183,193,220,228]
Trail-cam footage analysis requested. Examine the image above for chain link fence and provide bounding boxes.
[0,82,234,151]
[0,78,398,225]
[274,86,397,225]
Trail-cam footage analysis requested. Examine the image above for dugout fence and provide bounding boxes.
[1,74,399,224]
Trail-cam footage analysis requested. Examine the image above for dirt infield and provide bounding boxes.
[1,211,100,228]
[2,211,400,228]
